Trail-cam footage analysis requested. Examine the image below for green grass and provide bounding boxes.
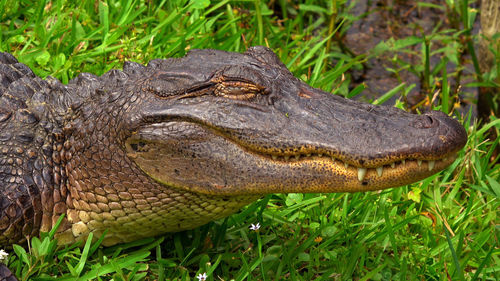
[1,0,499,280]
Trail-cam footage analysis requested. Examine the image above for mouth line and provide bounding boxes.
[243,149,455,182]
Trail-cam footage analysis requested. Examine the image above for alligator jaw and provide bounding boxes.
[125,119,463,196]
[251,150,455,178]
[253,153,457,192]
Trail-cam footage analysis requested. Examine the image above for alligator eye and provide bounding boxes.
[215,82,255,100]
[214,80,267,100]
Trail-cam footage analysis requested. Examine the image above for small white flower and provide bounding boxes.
[0,249,8,261]
[196,272,208,281]
[249,223,261,231]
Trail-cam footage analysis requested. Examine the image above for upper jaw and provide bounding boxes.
[206,98,467,168]
[138,84,467,169]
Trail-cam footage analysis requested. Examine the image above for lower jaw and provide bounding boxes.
[260,154,457,193]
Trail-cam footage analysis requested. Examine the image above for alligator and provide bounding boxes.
[0,46,467,255]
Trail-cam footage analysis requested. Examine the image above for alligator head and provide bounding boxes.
[120,46,467,196]
[0,47,468,247]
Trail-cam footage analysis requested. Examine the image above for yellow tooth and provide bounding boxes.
[358,168,367,181]
[402,159,405,164]
[428,160,435,171]
[417,160,422,166]
[295,155,300,160]
[344,162,349,169]
[272,155,277,160]
[376,166,383,177]
[284,156,290,161]
[307,154,312,157]
[390,162,395,168]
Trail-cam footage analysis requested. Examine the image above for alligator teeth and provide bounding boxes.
[357,168,367,181]
[268,154,438,173]
[428,160,435,171]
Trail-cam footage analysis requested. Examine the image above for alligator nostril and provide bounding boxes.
[411,114,439,129]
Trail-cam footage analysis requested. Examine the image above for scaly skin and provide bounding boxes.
[0,47,466,249]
